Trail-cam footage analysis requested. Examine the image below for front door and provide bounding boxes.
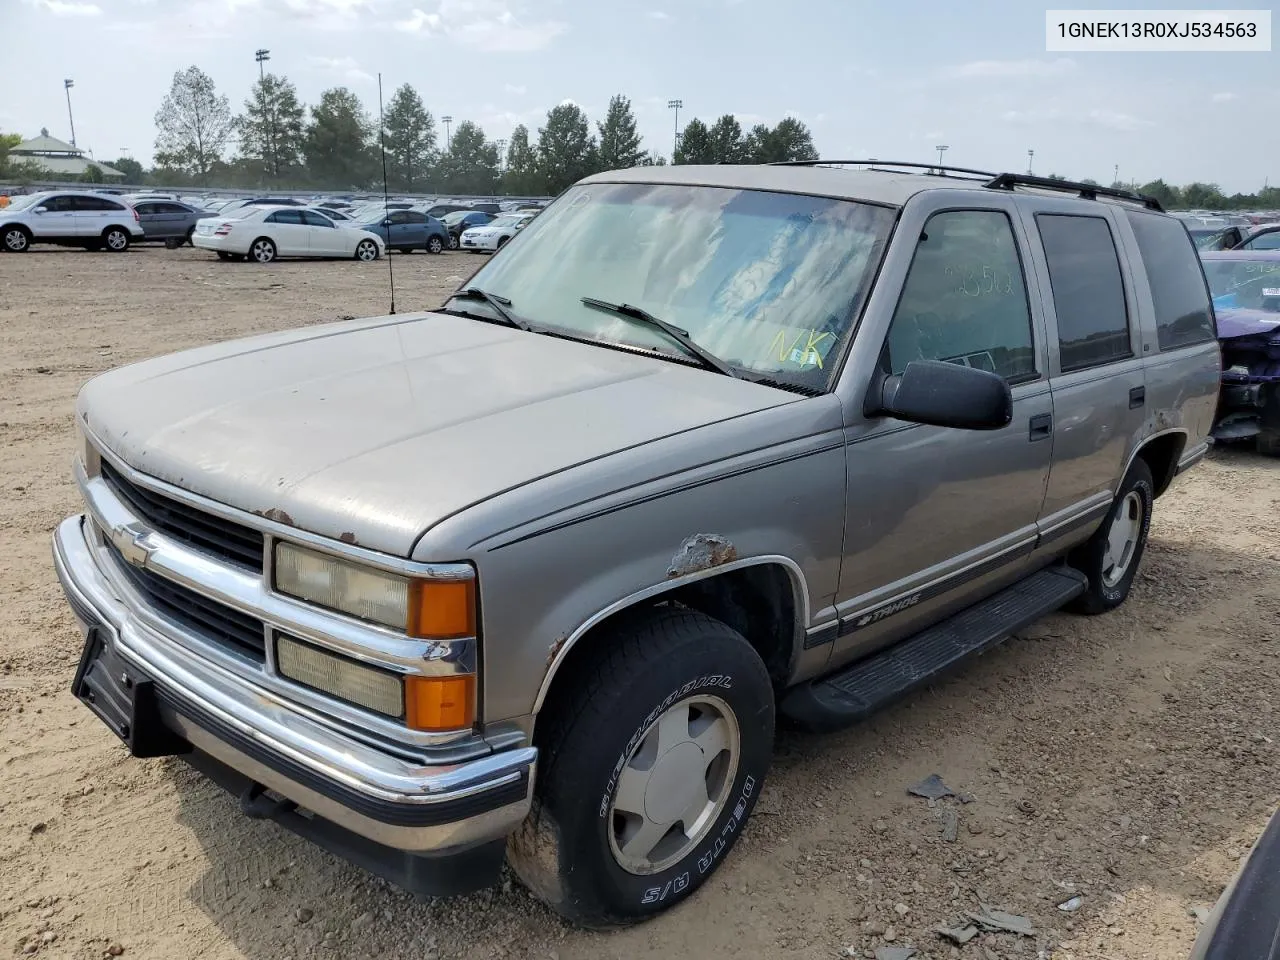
[830,201,1053,668]
[1014,204,1148,546]
[264,209,308,256]
[32,195,79,238]
[299,209,342,255]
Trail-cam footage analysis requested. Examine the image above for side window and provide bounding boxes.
[406,212,428,224]
[134,203,157,215]
[46,196,75,212]
[389,211,411,224]
[266,210,303,225]
[300,210,333,227]
[1124,210,1215,350]
[886,209,1036,380]
[159,202,187,214]
[1035,214,1131,372]
[1244,231,1280,250]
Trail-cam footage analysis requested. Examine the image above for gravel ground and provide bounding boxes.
[2,245,1278,960]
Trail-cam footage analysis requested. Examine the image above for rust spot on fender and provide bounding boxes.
[545,635,568,668]
[667,533,738,578]
[253,507,295,526]
[338,531,358,545]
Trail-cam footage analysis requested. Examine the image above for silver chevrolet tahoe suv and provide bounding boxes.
[53,162,1221,926]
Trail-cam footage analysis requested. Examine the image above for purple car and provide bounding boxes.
[1201,249,1280,453]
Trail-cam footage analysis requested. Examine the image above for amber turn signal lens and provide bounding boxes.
[404,674,476,731]
[408,579,476,639]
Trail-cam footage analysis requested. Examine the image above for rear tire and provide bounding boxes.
[1257,385,1280,457]
[447,233,459,250]
[185,226,196,247]
[1067,458,1154,614]
[508,606,773,927]
[102,227,130,252]
[354,239,379,262]
[216,251,236,261]
[3,225,32,252]
[249,237,276,263]
[426,234,444,254]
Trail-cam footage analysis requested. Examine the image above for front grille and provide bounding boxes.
[100,460,264,571]
[105,541,267,662]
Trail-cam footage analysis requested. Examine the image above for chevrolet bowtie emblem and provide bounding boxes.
[109,522,153,568]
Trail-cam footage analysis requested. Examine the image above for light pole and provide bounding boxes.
[1027,149,1034,175]
[64,79,76,147]
[442,116,453,152]
[495,138,507,175]
[935,144,948,170]
[667,99,682,159]
[1114,164,1120,187]
[254,49,276,180]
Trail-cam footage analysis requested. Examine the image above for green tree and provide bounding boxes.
[747,117,818,163]
[235,73,306,183]
[109,156,145,182]
[673,118,713,164]
[1080,178,1100,186]
[537,103,598,193]
[79,164,105,184]
[1180,182,1226,208]
[382,83,436,191]
[437,121,499,194]
[153,66,233,184]
[1138,178,1180,210]
[304,87,375,188]
[1046,172,1067,181]
[502,124,543,194]
[707,114,750,164]
[596,94,644,171]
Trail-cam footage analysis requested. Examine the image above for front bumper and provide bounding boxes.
[52,514,536,891]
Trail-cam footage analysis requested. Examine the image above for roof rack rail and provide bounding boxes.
[770,159,999,179]
[984,172,1163,211]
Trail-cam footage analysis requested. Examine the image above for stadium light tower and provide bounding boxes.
[64,79,76,146]
[1027,148,1034,175]
[667,99,683,158]
[935,144,948,169]
[442,115,454,151]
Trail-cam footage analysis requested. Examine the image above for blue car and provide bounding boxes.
[356,209,449,254]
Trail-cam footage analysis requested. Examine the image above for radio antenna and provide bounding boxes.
[377,72,396,315]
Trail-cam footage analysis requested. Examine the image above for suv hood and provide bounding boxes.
[79,312,794,557]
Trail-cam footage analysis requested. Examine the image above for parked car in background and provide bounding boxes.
[441,210,494,248]
[1189,807,1280,959]
[1233,224,1280,250]
[423,203,472,218]
[1,190,144,253]
[134,200,210,245]
[307,205,355,225]
[458,211,536,252]
[192,206,385,263]
[469,201,502,215]
[1201,250,1280,452]
[356,209,449,253]
[1189,226,1244,250]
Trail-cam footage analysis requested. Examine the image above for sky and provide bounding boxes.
[3,0,1276,192]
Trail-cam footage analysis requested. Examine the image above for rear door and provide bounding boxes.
[264,209,308,255]
[403,211,431,249]
[1015,203,1148,549]
[155,202,191,238]
[133,202,161,237]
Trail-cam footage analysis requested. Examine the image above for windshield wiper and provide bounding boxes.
[444,287,529,330]
[579,297,740,378]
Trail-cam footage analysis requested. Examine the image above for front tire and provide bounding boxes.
[1068,458,1154,614]
[509,607,773,927]
[447,233,459,250]
[102,227,130,252]
[249,237,276,263]
[2,226,32,252]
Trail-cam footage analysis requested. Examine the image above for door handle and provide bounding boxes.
[1129,385,1146,409]
[1029,413,1052,441]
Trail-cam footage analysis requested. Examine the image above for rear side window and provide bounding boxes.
[1125,210,1215,349]
[266,210,304,224]
[74,196,124,211]
[1243,230,1280,250]
[1036,214,1131,372]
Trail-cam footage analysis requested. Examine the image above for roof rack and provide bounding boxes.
[770,159,999,180]
[984,172,1163,211]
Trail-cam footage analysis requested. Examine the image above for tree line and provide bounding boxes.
[6,66,819,195]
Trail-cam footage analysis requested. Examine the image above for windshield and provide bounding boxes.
[441,211,470,224]
[461,182,894,390]
[1205,258,1280,310]
[5,193,47,212]
[485,215,524,229]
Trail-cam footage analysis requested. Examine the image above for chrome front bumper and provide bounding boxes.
[53,513,536,856]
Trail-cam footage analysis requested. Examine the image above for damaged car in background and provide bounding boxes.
[1202,250,1280,454]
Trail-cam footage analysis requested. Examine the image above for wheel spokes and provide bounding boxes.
[612,765,649,818]
[655,701,693,753]
[618,816,672,862]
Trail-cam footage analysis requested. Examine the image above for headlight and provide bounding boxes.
[274,541,476,639]
[276,634,404,717]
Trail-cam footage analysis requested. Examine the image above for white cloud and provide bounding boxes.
[1001,106,1153,131]
[395,0,566,51]
[952,57,1075,78]
[23,0,102,15]
[503,83,527,95]
[1211,91,1237,102]
[307,54,374,84]
[647,10,671,19]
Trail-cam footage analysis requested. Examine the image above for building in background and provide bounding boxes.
[9,129,126,181]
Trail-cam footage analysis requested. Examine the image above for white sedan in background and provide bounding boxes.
[459,212,537,253]
[192,206,386,263]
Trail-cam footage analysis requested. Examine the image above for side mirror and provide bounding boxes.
[382,218,392,226]
[33,206,48,214]
[871,359,1012,430]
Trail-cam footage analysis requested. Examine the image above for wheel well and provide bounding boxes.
[1134,432,1186,497]
[3,223,32,237]
[532,563,799,742]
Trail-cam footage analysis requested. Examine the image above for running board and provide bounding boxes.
[781,566,1088,732]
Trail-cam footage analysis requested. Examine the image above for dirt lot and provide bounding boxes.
[2,245,1279,960]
